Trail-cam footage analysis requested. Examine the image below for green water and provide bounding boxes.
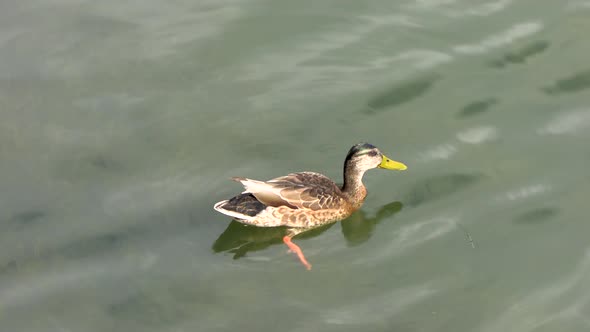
[2,1,590,331]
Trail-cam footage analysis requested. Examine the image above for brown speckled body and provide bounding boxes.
[254,201,354,228]
[213,143,402,231]
[217,170,369,228]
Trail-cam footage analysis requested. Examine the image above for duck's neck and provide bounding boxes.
[341,162,367,209]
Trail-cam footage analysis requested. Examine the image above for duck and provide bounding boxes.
[213,143,407,270]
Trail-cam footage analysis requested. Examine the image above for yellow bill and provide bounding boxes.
[379,155,407,170]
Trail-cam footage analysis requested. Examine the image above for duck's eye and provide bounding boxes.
[367,150,378,157]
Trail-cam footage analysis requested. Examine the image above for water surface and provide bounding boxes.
[1,1,590,331]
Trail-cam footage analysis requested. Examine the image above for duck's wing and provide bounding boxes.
[232,172,345,210]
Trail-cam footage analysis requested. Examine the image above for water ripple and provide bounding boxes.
[412,0,513,17]
[454,21,543,55]
[498,184,550,202]
[479,249,590,332]
[543,69,590,95]
[357,217,458,266]
[366,74,439,112]
[90,1,245,58]
[456,126,498,144]
[537,109,590,135]
[489,40,549,68]
[418,143,458,162]
[457,98,498,118]
[322,283,439,325]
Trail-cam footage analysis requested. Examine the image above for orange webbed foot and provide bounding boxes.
[282,235,312,270]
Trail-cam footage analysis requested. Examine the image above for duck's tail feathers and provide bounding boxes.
[231,177,267,193]
[214,200,255,222]
[213,193,267,222]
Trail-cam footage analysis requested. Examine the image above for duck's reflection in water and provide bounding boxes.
[341,200,402,247]
[212,201,403,259]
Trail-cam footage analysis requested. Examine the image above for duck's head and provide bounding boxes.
[344,143,407,172]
